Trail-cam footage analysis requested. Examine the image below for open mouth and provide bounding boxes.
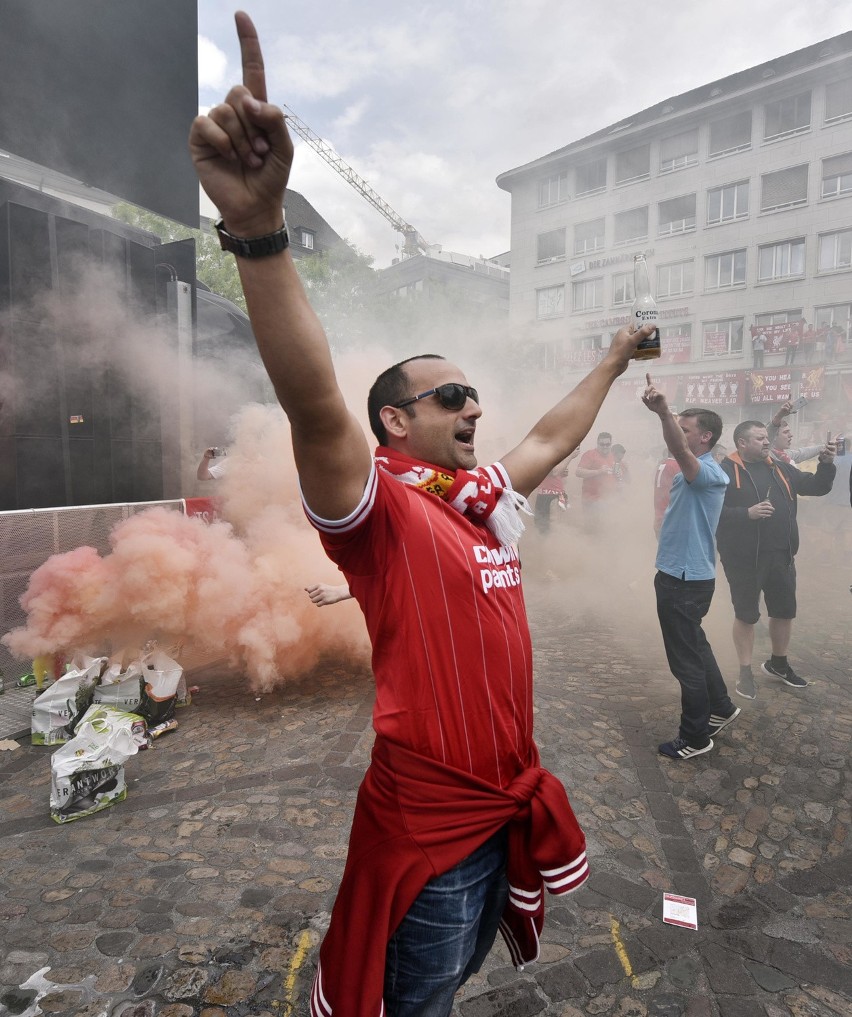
[455,428,475,449]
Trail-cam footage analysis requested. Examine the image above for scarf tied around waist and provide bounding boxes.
[311,736,589,1017]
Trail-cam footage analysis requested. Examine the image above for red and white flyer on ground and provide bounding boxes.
[663,893,698,930]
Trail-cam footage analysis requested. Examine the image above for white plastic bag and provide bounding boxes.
[139,649,185,725]
[93,660,145,712]
[31,656,106,746]
[49,704,146,823]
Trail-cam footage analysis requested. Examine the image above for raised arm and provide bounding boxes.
[188,12,372,519]
[197,448,216,481]
[766,400,793,442]
[641,374,701,482]
[500,324,653,497]
[790,445,836,496]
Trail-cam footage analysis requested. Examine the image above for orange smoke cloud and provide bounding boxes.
[4,405,370,692]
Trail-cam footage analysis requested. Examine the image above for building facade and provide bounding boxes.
[374,249,509,314]
[282,189,351,262]
[497,33,852,423]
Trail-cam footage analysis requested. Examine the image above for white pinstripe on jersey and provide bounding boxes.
[303,460,533,787]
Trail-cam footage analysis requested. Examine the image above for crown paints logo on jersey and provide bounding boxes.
[473,543,521,593]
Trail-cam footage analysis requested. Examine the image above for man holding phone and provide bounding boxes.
[766,400,822,465]
[716,422,836,698]
[196,446,229,481]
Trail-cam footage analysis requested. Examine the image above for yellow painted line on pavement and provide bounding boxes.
[610,915,639,987]
[281,929,314,1016]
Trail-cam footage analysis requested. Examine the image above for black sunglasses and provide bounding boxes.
[394,383,479,411]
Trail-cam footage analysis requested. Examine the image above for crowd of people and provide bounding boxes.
[751,320,848,367]
[190,17,849,1014]
[537,398,843,696]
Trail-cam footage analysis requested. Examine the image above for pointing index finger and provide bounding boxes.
[646,373,652,387]
[235,10,267,102]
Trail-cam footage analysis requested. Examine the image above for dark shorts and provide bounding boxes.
[722,551,797,624]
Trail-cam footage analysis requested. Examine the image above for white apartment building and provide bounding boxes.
[496,33,852,417]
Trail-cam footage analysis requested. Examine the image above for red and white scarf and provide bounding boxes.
[375,446,531,545]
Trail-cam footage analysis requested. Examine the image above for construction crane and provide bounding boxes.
[282,105,431,258]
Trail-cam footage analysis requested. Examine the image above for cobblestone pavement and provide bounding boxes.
[0,543,849,1017]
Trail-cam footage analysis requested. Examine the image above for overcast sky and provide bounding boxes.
[197,1,851,268]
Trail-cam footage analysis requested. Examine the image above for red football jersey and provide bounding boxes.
[577,448,617,501]
[304,463,534,789]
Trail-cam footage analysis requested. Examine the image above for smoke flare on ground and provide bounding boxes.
[4,403,371,691]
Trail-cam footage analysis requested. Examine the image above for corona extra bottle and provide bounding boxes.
[631,253,661,360]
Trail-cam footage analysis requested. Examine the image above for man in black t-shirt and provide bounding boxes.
[716,421,835,699]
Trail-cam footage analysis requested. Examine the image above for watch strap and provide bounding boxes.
[214,218,289,258]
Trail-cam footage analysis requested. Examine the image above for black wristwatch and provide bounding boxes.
[214,218,289,258]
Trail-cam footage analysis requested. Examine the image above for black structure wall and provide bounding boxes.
[0,0,198,227]
[0,181,186,511]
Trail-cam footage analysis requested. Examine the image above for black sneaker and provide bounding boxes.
[735,672,757,699]
[761,660,808,688]
[659,737,714,760]
[708,707,741,737]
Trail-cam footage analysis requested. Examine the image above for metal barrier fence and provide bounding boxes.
[0,499,208,689]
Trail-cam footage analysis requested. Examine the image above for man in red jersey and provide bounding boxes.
[189,15,654,1017]
[576,431,620,531]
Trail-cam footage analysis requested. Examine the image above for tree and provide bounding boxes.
[293,243,377,351]
[111,202,247,311]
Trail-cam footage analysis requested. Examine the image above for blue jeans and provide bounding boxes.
[655,571,734,745]
[383,827,509,1017]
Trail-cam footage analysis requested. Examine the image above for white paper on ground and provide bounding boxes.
[662,892,698,930]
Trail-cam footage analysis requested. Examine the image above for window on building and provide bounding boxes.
[760,165,808,212]
[754,309,803,328]
[661,322,692,356]
[612,272,634,306]
[658,194,696,236]
[572,277,603,312]
[536,285,565,319]
[574,158,607,196]
[708,110,752,157]
[538,340,561,372]
[615,145,650,185]
[659,130,699,173]
[392,280,424,297]
[825,78,852,123]
[579,334,603,350]
[702,318,744,357]
[764,92,811,141]
[814,303,851,333]
[758,239,805,281]
[538,172,569,208]
[661,323,692,341]
[705,250,747,290]
[301,229,315,249]
[821,153,852,198]
[573,218,605,255]
[657,260,694,297]
[614,206,648,245]
[818,229,852,271]
[536,228,566,264]
[707,180,749,224]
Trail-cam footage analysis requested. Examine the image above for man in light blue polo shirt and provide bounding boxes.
[642,375,739,759]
